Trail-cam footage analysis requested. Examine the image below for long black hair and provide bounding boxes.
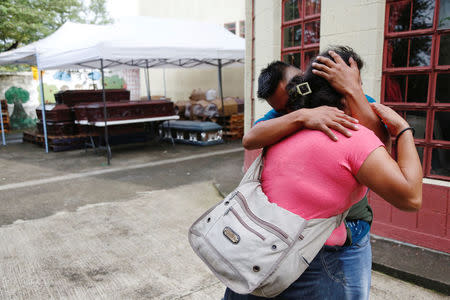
[285,46,364,111]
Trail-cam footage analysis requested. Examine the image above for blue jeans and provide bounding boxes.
[223,233,372,300]
[340,232,372,300]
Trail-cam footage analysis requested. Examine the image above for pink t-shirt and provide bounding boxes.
[261,125,384,246]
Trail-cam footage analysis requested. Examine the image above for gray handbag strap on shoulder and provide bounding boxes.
[239,152,264,185]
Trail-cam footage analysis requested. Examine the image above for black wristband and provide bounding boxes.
[396,127,415,142]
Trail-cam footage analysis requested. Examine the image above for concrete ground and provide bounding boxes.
[0,140,447,299]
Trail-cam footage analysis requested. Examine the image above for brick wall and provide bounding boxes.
[369,185,450,253]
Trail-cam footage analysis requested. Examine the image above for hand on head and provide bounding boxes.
[311,49,363,97]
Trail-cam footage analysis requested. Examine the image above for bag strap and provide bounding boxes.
[239,153,263,184]
[239,150,265,185]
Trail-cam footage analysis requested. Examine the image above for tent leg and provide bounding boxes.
[163,68,167,98]
[0,103,5,146]
[217,59,224,116]
[100,59,111,165]
[145,59,151,100]
[38,69,49,153]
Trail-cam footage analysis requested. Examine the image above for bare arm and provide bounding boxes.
[242,106,359,150]
[312,51,391,149]
[356,104,422,211]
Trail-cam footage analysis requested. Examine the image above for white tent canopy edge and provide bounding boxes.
[0,17,245,161]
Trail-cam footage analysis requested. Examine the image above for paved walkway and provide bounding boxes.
[0,181,445,299]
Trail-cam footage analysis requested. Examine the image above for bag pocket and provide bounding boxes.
[226,206,265,241]
[203,200,290,292]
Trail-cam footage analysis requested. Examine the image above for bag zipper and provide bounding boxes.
[226,207,266,241]
[235,191,290,244]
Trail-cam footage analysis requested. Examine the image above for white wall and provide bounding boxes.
[137,0,245,101]
[244,0,282,132]
[0,72,38,118]
[317,0,385,102]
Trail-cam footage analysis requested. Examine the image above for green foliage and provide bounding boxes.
[5,86,29,104]
[0,0,112,53]
[0,64,30,72]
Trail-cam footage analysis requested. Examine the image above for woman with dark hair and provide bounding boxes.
[225,47,422,299]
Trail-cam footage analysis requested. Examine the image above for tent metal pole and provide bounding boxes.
[0,102,5,146]
[217,59,224,116]
[100,59,111,165]
[145,59,151,100]
[163,68,166,98]
[38,69,49,153]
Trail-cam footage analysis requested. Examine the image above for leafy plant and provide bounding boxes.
[0,0,112,53]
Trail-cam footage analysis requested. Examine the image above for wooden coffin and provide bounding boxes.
[54,89,130,106]
[74,100,175,122]
[36,104,73,122]
[37,121,77,136]
[159,120,223,146]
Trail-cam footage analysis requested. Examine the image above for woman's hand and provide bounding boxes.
[370,103,409,136]
[312,51,362,97]
[298,106,359,141]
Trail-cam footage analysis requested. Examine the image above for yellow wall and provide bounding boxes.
[137,0,245,101]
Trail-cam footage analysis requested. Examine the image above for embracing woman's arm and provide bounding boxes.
[242,106,359,149]
[312,51,391,148]
[356,104,422,211]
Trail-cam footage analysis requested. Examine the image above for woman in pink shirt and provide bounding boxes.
[261,55,422,247]
[225,48,422,300]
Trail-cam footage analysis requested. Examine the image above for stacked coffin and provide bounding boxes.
[35,89,131,136]
[55,89,130,106]
[31,103,88,151]
[73,100,175,138]
[26,89,176,150]
[1,100,10,134]
[73,100,174,122]
[36,104,76,136]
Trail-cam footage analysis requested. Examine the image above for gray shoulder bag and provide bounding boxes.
[188,154,348,298]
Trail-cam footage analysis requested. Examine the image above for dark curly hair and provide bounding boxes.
[257,61,290,100]
[285,46,364,111]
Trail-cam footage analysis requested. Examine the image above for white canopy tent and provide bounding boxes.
[0,22,103,66]
[0,17,245,163]
[39,17,245,70]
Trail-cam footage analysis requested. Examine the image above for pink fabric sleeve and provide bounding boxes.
[324,223,347,246]
[345,126,385,175]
